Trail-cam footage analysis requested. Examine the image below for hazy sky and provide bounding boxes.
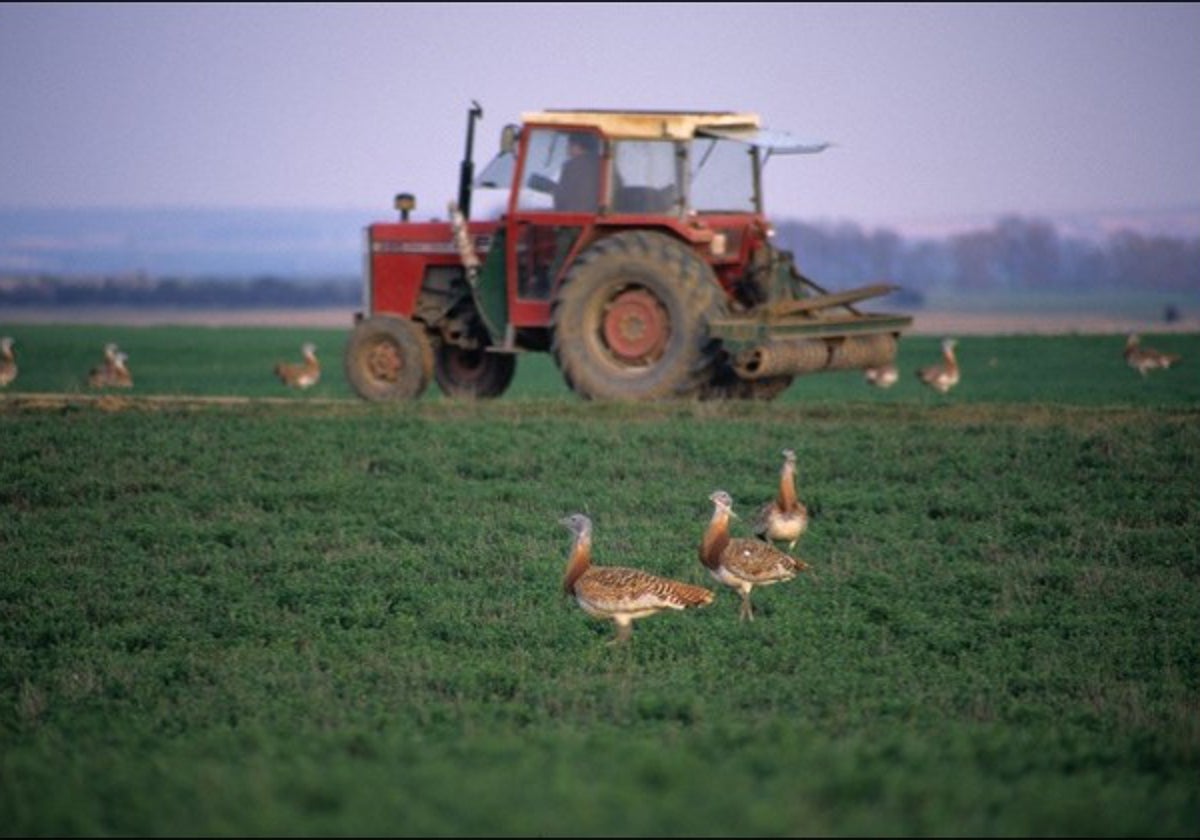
[3,2,1198,229]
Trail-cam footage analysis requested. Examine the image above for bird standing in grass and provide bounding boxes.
[0,337,16,387]
[753,448,808,552]
[916,337,960,393]
[560,513,714,644]
[274,342,321,389]
[701,490,812,622]
[87,343,132,388]
[864,363,898,388]
[1124,333,1181,377]
[109,351,133,388]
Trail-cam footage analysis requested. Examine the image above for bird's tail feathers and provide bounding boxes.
[674,581,716,607]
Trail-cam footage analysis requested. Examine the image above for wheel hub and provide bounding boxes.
[601,287,669,365]
[367,339,403,381]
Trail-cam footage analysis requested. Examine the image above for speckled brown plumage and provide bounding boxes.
[560,513,714,643]
[1124,333,1181,377]
[701,490,811,622]
[275,342,321,389]
[753,448,808,551]
[0,337,16,387]
[916,338,959,393]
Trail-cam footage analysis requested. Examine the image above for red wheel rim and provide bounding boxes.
[601,287,669,365]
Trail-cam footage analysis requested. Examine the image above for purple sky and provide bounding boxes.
[2,3,1198,230]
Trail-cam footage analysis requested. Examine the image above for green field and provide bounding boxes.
[0,323,1196,406]
[1,325,1198,836]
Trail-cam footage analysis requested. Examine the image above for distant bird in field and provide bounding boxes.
[86,342,119,388]
[701,490,812,622]
[87,343,132,389]
[0,337,16,387]
[108,351,133,388]
[864,362,898,388]
[559,512,714,644]
[753,448,808,552]
[916,337,960,394]
[1124,333,1181,377]
[274,341,321,389]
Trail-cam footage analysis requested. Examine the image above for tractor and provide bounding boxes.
[344,103,912,401]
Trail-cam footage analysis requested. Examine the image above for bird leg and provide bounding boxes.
[739,593,754,622]
[609,617,633,644]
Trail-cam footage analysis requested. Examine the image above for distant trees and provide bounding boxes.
[0,274,359,308]
[776,215,1200,301]
[0,215,1196,308]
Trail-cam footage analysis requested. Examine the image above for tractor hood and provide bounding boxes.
[696,126,830,154]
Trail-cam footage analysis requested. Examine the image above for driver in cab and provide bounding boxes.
[553,132,601,212]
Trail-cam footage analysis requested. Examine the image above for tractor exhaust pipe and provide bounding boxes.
[457,101,484,221]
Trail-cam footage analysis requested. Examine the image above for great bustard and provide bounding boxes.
[753,448,808,552]
[701,490,812,622]
[560,513,713,643]
[274,342,321,389]
[0,337,16,387]
[916,338,960,394]
[864,362,899,388]
[1124,333,1181,377]
[87,343,132,389]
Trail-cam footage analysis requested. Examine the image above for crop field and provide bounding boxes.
[1,324,1198,836]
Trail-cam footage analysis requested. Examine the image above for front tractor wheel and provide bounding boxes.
[550,231,725,400]
[344,315,434,401]
[433,342,516,399]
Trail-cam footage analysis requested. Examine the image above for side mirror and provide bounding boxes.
[500,124,519,154]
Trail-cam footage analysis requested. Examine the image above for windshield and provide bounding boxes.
[689,137,757,213]
[472,150,516,219]
[473,128,765,217]
[610,140,682,215]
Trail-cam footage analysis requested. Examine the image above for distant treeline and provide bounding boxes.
[779,215,1200,303]
[0,215,1196,308]
[0,274,359,308]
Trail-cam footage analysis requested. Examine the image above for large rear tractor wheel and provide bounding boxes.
[550,231,725,400]
[433,342,516,399]
[344,315,434,401]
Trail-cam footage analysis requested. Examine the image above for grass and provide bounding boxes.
[0,324,1198,836]
[0,323,1196,407]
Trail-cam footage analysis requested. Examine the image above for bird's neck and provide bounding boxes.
[700,510,731,570]
[778,464,797,507]
[563,533,591,594]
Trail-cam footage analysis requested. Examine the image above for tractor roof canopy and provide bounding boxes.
[522,109,759,140]
[522,109,828,154]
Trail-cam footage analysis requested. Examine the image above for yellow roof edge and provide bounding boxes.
[519,110,761,140]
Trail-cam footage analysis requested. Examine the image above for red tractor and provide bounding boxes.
[344,103,911,401]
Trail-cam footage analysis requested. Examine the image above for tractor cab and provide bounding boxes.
[469,110,837,333]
